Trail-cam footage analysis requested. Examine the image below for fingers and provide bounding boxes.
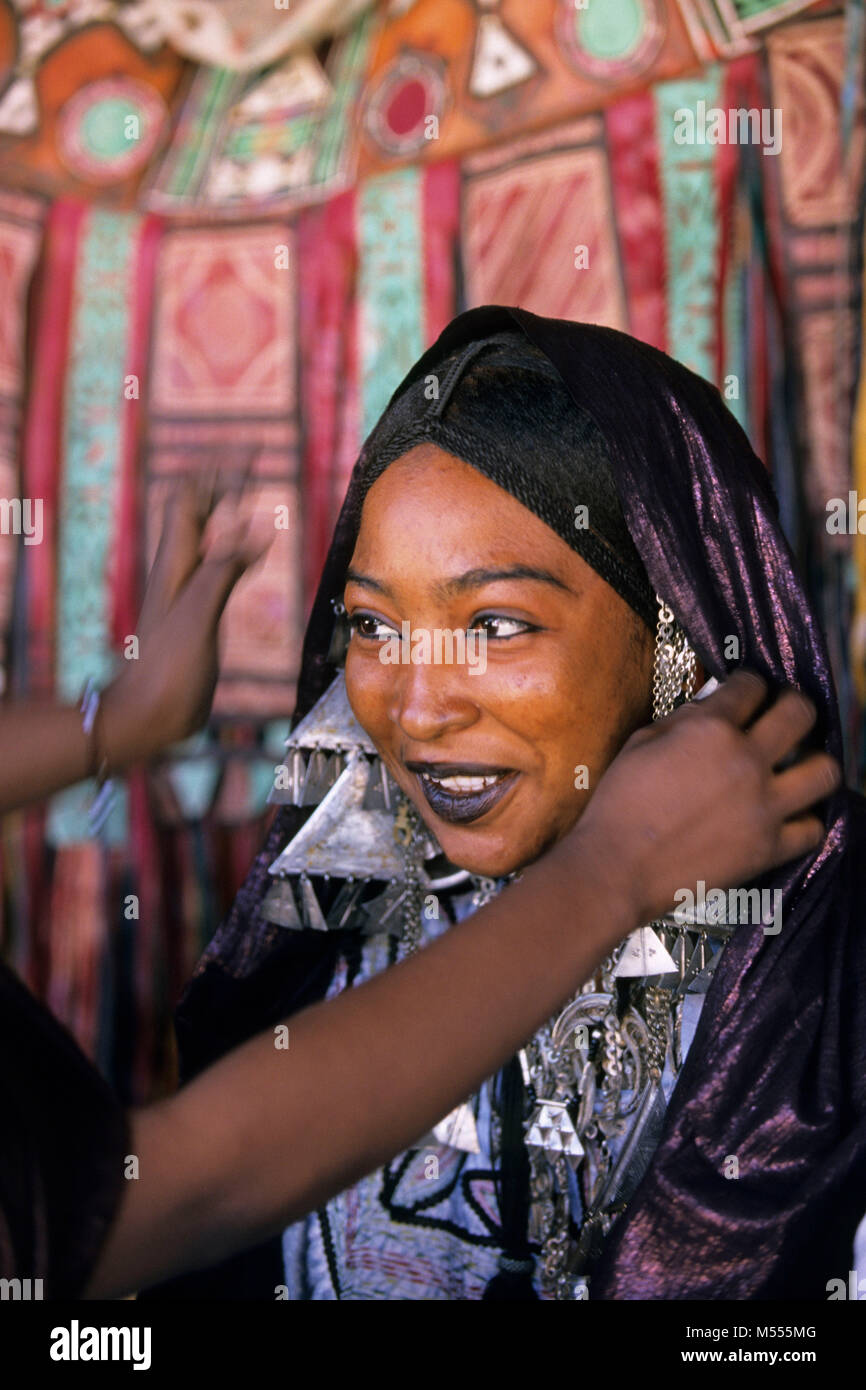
[695,668,768,727]
[748,687,817,767]
[194,450,259,526]
[179,525,272,636]
[771,751,841,820]
[138,482,205,638]
[770,813,826,868]
[200,495,274,570]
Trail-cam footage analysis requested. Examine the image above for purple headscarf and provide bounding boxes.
[157,306,866,1301]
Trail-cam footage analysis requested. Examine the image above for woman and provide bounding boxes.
[6,454,818,1301]
[145,306,865,1301]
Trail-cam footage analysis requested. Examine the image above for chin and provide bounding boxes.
[430,820,554,881]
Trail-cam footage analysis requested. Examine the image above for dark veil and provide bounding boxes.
[152,306,866,1301]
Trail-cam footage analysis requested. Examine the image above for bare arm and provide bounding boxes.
[0,484,271,817]
[84,673,839,1299]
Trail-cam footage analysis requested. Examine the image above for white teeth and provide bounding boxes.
[423,773,502,792]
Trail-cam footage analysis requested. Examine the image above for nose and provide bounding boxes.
[388,656,481,744]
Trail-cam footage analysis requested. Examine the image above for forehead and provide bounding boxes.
[353,445,574,568]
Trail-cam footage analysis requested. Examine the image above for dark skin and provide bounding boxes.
[344,444,705,878]
[0,478,274,814]
[76,454,837,1297]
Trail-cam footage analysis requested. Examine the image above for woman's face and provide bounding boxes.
[343,444,655,879]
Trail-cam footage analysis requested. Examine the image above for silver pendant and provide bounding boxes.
[613,925,678,979]
[268,751,409,881]
[525,1100,584,1167]
[428,1102,481,1154]
[297,873,329,931]
[260,876,303,929]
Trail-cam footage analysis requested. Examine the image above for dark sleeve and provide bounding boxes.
[0,962,129,1298]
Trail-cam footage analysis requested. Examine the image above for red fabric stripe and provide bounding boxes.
[507,183,582,310]
[422,160,460,339]
[605,92,667,352]
[297,187,359,608]
[470,184,528,283]
[20,197,86,697]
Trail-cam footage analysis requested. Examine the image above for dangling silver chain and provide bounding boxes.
[652,595,697,719]
[396,796,426,957]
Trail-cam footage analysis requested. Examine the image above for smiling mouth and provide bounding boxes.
[405,761,519,825]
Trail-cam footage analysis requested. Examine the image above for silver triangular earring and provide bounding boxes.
[269,750,407,881]
[261,670,459,933]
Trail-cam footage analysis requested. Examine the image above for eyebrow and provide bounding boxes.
[344,564,574,600]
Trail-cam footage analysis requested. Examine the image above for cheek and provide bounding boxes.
[344,647,395,742]
[505,640,644,783]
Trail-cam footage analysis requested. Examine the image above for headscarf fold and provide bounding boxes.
[156,306,865,1301]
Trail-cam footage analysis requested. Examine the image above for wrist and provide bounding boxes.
[540,820,641,957]
[80,679,113,781]
[97,679,135,774]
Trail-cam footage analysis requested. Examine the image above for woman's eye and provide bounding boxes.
[468,615,534,639]
[347,613,396,642]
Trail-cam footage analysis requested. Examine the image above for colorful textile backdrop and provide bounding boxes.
[0,0,862,1102]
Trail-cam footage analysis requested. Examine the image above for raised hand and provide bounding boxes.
[99,473,275,773]
[572,670,840,931]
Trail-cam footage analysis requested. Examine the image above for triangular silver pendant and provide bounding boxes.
[326,878,369,930]
[360,880,414,937]
[284,671,378,755]
[297,874,329,931]
[269,751,409,881]
[525,1100,584,1167]
[688,950,719,994]
[430,1102,482,1154]
[298,749,325,804]
[260,877,303,929]
[361,760,396,812]
[613,925,679,979]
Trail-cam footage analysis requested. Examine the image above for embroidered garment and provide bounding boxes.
[146,307,866,1302]
[279,888,711,1301]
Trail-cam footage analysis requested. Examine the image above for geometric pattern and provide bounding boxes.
[147,220,302,716]
[654,67,724,382]
[462,117,628,329]
[767,17,866,516]
[150,227,295,416]
[525,1099,585,1166]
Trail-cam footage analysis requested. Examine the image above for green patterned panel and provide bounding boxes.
[48,208,137,847]
[358,166,425,438]
[654,69,723,382]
